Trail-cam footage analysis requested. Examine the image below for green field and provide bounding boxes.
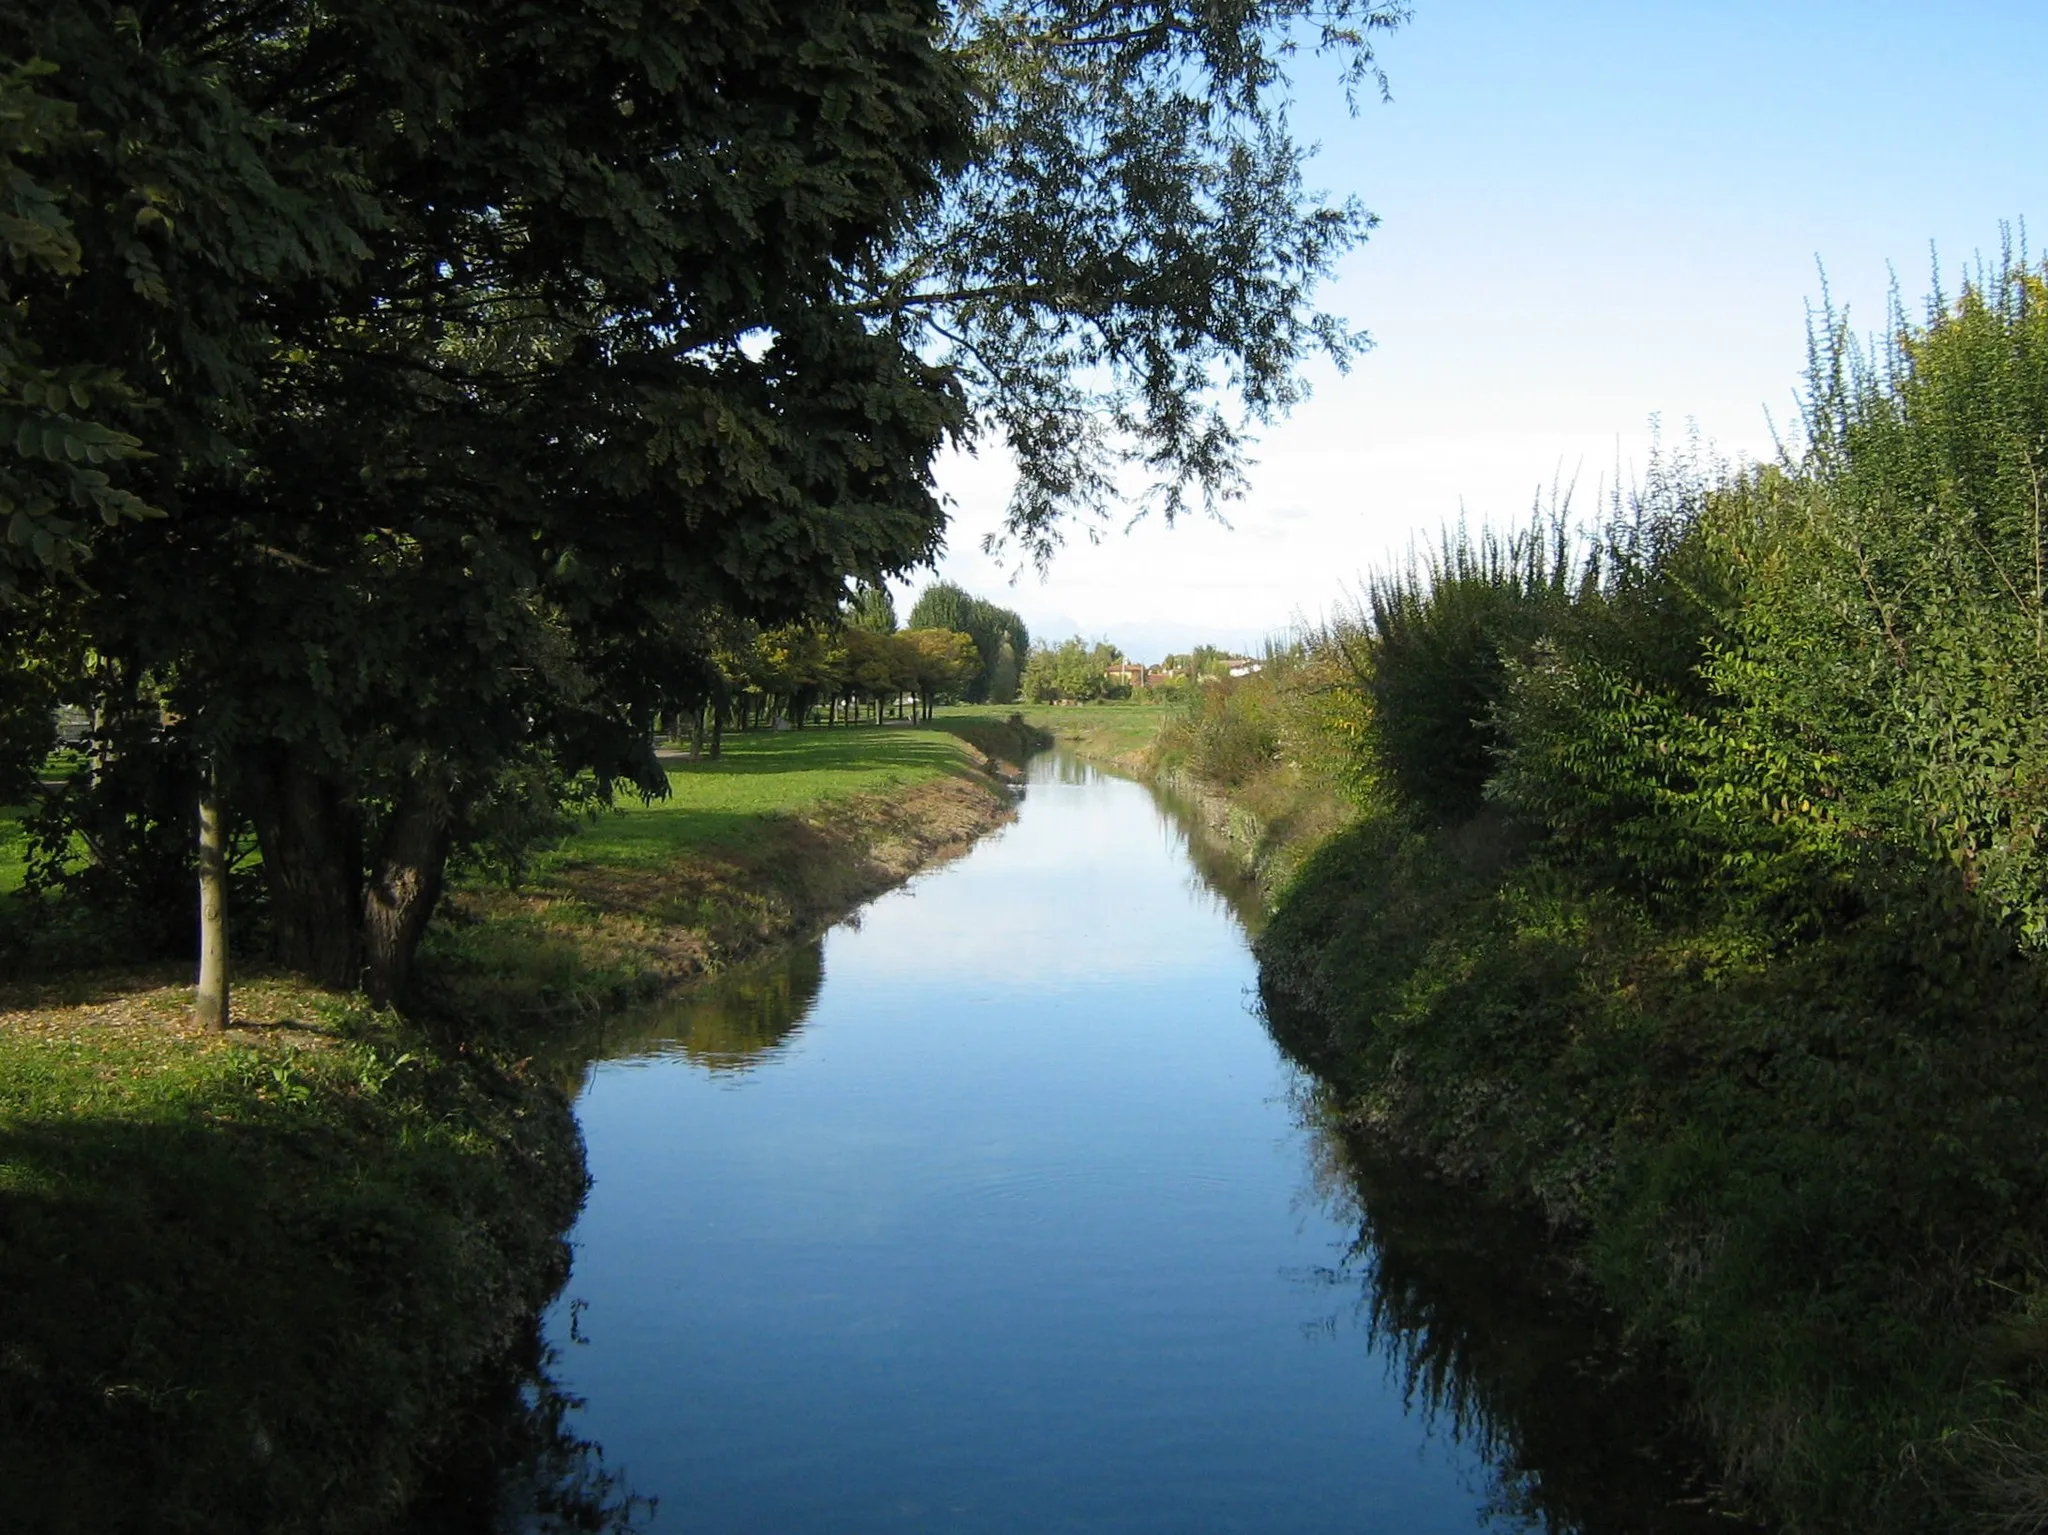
[0,805,25,895]
[941,701,1169,771]
[575,724,980,867]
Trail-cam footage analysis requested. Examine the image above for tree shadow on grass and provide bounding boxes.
[0,1069,605,1533]
[661,726,974,779]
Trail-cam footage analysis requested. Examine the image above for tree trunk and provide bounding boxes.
[362,774,452,1010]
[689,707,704,760]
[241,746,362,989]
[193,764,229,1031]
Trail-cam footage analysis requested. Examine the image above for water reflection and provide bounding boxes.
[462,748,1760,1532]
[1146,774,1267,934]
[399,1323,654,1534]
[604,941,825,1075]
[1287,1072,1761,1533]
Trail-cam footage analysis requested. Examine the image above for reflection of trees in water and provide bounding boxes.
[1040,750,1096,787]
[418,945,826,1526]
[643,938,825,1073]
[551,939,826,1083]
[1289,1073,1763,1534]
[1029,748,1265,929]
[1142,779,1266,935]
[400,1320,653,1534]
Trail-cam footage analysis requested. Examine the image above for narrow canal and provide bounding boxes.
[529,751,1737,1532]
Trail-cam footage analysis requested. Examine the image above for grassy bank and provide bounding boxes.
[942,692,1352,907]
[425,724,1015,1022]
[0,721,1014,1529]
[0,971,585,1531]
[1254,266,2048,1530]
[942,701,1164,775]
[1146,661,1359,904]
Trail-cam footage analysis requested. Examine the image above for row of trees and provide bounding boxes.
[1017,638,1263,702]
[1021,637,1126,702]
[0,0,1395,1009]
[905,583,1029,703]
[673,613,981,748]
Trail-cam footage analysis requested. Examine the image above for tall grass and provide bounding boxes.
[1358,517,1581,823]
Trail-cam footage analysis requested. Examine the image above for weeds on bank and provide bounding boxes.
[1255,256,2048,1531]
[1148,655,1364,899]
[425,725,1002,1025]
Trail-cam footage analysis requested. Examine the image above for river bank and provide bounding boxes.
[0,969,587,1532]
[425,726,1018,1027]
[0,723,1017,1530]
[994,688,1772,1526]
[1200,292,2048,1530]
[949,697,1352,909]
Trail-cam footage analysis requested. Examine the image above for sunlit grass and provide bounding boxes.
[941,701,1170,770]
[1,804,26,895]
[430,723,1001,1021]
[555,725,973,869]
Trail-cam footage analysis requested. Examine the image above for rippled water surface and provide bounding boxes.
[535,751,1728,1533]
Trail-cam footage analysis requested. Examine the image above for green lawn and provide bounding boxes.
[563,724,977,868]
[1,804,26,896]
[3,748,87,896]
[425,722,998,1022]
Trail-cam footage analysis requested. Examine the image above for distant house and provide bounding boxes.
[1104,662,1149,689]
[1225,658,1262,678]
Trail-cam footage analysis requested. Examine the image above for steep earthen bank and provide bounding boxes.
[0,972,586,1531]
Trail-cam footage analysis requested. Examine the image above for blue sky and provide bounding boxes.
[895,0,2048,662]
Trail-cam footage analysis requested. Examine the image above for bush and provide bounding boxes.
[1260,257,2048,1529]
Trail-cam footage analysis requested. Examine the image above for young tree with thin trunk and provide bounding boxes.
[192,762,227,1031]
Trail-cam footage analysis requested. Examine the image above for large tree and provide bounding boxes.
[866,0,1406,559]
[908,580,1029,702]
[8,0,1398,1006]
[13,0,969,1003]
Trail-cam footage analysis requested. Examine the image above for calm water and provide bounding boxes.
[528,752,1737,1533]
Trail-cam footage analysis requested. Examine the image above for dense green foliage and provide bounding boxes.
[2,0,1383,1007]
[1256,262,2048,1531]
[3,0,973,1001]
[906,580,1029,702]
[1149,643,1364,894]
[1021,635,1125,701]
